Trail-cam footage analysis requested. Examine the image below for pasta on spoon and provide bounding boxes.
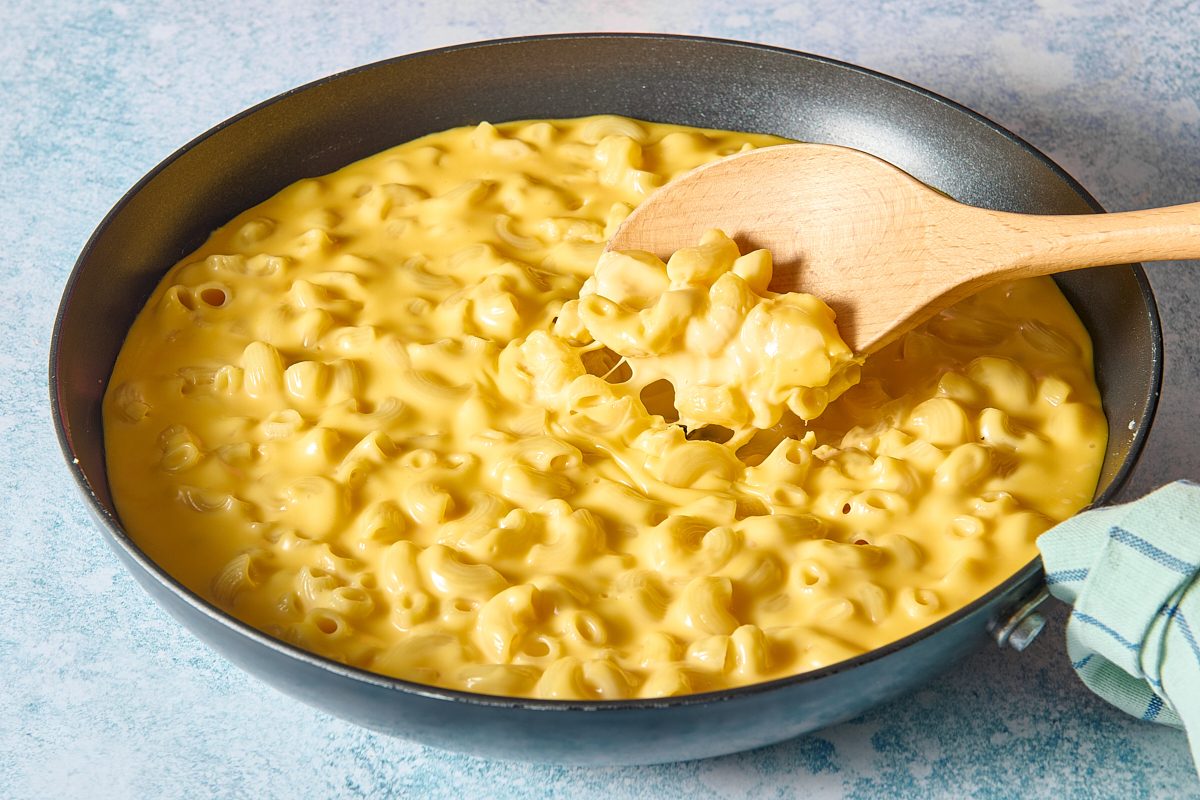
[557,229,860,442]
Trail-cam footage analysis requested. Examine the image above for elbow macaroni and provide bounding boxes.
[104,116,1107,700]
[564,229,859,437]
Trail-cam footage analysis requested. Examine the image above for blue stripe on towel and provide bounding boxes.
[1109,526,1198,575]
[1073,611,1139,651]
[1047,568,1089,585]
[1143,694,1164,721]
[1171,607,1200,667]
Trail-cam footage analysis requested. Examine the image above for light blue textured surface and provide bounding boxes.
[3,1,1200,797]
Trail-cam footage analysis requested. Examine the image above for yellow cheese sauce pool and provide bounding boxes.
[104,115,1107,700]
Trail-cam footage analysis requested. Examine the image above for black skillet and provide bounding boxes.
[50,34,1161,765]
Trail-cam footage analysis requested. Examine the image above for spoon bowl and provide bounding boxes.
[608,142,1200,352]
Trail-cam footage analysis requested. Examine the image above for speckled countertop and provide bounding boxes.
[4,1,1199,797]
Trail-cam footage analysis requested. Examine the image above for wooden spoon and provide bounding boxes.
[607,143,1200,353]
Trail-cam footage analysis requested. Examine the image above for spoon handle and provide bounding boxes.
[983,201,1200,274]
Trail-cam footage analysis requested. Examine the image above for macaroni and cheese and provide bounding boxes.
[104,116,1107,699]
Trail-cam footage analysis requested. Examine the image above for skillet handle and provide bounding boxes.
[989,585,1051,651]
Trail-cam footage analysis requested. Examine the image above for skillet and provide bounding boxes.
[49,33,1162,765]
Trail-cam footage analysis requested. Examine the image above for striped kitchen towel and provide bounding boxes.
[1037,480,1200,774]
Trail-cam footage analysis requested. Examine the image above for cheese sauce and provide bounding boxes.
[104,116,1107,699]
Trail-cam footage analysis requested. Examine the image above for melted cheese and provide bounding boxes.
[104,116,1107,700]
